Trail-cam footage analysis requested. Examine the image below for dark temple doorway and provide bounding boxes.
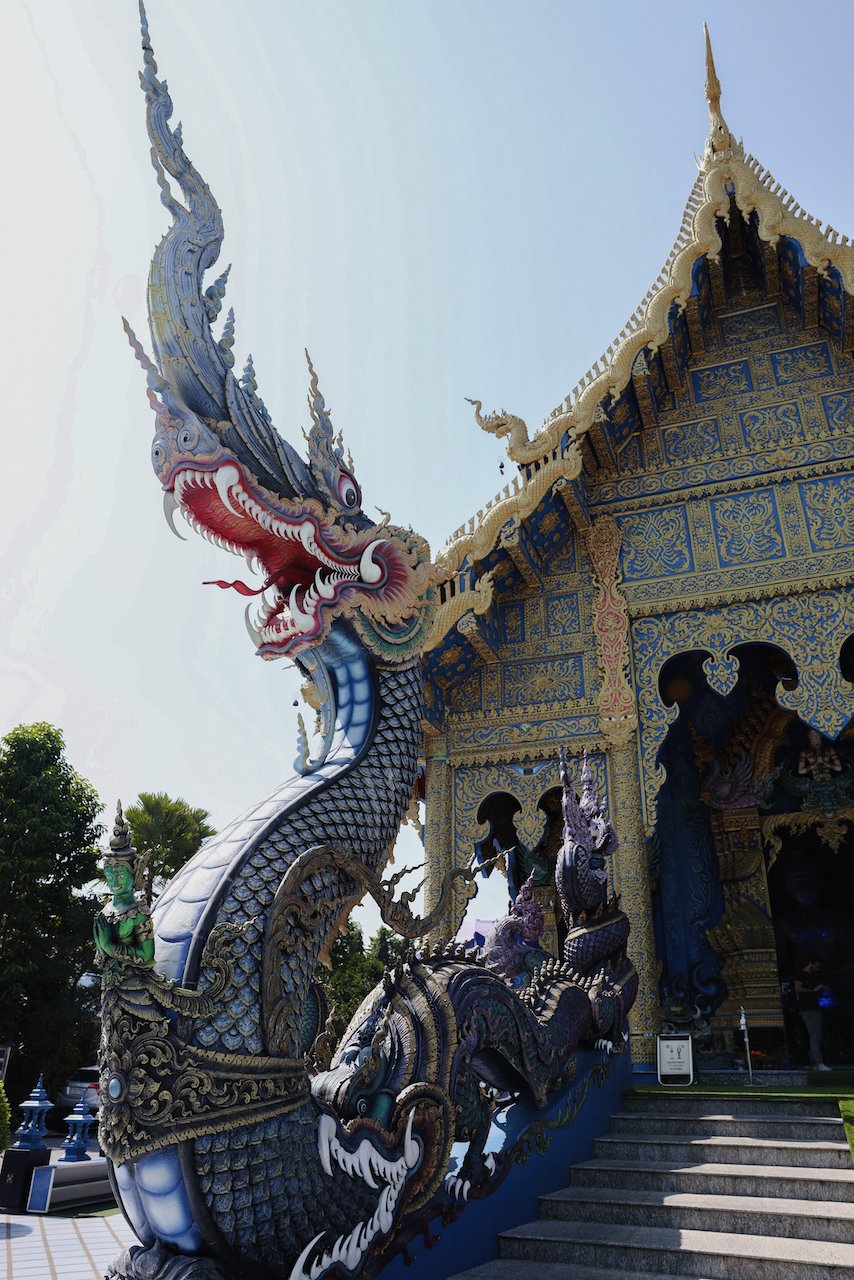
[652,642,854,1067]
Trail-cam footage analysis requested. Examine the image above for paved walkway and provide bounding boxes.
[2,1210,137,1279]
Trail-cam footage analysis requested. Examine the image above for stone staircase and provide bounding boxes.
[449,1089,854,1279]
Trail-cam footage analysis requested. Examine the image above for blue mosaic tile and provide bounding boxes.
[710,489,786,565]
[770,342,833,385]
[616,506,694,580]
[691,359,752,403]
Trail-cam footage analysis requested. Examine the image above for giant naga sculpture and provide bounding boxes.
[100,9,637,1279]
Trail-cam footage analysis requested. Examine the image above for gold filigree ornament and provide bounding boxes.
[761,806,854,870]
[584,517,637,748]
[99,921,312,1166]
[631,587,854,832]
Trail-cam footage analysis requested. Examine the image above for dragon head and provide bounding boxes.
[128,5,436,668]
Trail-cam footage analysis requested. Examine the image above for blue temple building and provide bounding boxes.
[422,31,854,1069]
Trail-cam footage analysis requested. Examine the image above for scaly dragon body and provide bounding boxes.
[101,10,636,1279]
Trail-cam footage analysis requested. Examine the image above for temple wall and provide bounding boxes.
[424,231,854,1063]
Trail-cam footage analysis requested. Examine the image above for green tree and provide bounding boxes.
[321,923,410,1039]
[0,1081,10,1152]
[124,792,215,902]
[0,723,102,1103]
[367,925,410,970]
[324,921,384,1036]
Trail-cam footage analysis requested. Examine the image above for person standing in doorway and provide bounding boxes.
[795,957,830,1071]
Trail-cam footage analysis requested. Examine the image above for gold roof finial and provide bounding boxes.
[704,22,721,114]
[703,23,735,162]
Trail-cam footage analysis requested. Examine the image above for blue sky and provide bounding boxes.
[3,0,853,933]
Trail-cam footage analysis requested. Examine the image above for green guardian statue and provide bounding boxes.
[94,803,154,973]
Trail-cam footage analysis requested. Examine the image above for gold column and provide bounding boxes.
[423,736,454,943]
[610,742,660,1062]
[585,515,659,1063]
[706,807,782,1029]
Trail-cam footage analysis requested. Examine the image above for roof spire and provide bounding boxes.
[703,22,721,114]
[702,23,737,164]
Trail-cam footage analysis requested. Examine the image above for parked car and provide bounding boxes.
[56,1065,100,1114]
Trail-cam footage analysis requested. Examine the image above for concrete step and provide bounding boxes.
[570,1158,854,1203]
[622,1092,842,1119]
[610,1110,845,1141]
[449,1261,716,1280]
[595,1132,852,1170]
[540,1185,854,1245]
[497,1219,854,1279]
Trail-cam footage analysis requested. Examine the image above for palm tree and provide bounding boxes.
[124,792,215,902]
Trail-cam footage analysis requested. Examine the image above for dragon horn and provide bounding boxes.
[560,750,588,847]
[579,750,600,818]
[139,0,227,424]
[138,4,315,500]
[304,349,351,485]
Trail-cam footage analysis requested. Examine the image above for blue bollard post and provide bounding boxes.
[60,1097,95,1162]
[12,1074,53,1150]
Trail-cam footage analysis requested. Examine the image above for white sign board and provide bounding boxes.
[656,1033,694,1085]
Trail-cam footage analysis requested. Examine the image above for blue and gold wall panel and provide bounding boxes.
[587,281,854,612]
[778,236,806,321]
[691,256,713,329]
[819,266,846,345]
[432,504,602,765]
[661,416,722,464]
[691,359,752,404]
[718,303,781,345]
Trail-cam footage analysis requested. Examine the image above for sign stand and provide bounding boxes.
[656,1033,695,1085]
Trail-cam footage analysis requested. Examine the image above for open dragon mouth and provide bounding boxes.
[167,462,412,657]
[291,1112,420,1279]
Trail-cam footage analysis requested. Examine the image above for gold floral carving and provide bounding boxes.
[761,806,854,869]
[584,517,638,748]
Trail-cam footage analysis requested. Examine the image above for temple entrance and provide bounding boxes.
[766,817,854,1067]
[473,787,567,959]
[652,642,854,1067]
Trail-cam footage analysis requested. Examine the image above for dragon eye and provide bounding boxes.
[178,426,196,450]
[336,471,360,509]
[152,441,166,466]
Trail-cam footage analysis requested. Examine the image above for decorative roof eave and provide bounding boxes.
[439,40,854,576]
[436,438,582,570]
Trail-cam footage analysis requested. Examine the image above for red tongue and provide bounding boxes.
[203,579,263,596]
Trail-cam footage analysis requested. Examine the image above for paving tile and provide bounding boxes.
[2,1211,137,1279]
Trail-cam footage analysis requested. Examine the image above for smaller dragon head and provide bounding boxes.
[578,752,619,858]
[481,874,548,984]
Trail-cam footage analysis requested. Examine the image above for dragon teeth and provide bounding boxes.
[288,584,314,634]
[303,1113,419,1277]
[358,539,385,584]
[214,463,241,514]
[174,463,374,586]
[314,567,336,601]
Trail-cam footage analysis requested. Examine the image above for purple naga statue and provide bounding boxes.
[481,873,551,986]
[554,750,639,1047]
